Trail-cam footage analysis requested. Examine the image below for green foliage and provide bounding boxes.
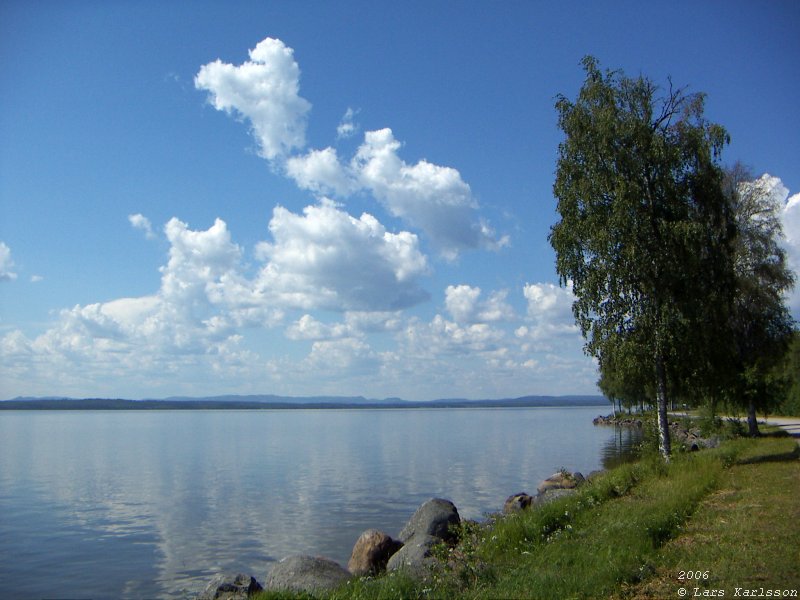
[719,164,796,429]
[774,329,800,415]
[325,570,423,600]
[427,520,496,597]
[549,56,736,458]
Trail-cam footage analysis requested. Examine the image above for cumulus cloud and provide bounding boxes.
[284,128,507,258]
[128,213,156,239]
[0,218,267,396]
[404,314,505,358]
[197,36,507,260]
[0,242,16,281]
[517,282,579,342]
[195,37,311,160]
[254,200,430,311]
[445,284,514,323]
[285,147,354,197]
[285,314,349,341]
[352,128,508,258]
[0,203,437,399]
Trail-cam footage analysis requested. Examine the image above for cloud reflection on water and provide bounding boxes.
[0,407,637,599]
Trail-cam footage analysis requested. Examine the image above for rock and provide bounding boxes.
[536,470,583,494]
[265,555,350,594]
[533,488,578,506]
[503,492,533,514]
[196,573,263,600]
[347,529,403,576]
[386,534,439,578]
[593,414,644,427]
[398,498,461,543]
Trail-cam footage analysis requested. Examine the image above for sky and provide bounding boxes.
[1,1,799,401]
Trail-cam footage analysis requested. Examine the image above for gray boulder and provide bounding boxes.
[398,498,460,543]
[386,534,439,578]
[265,555,350,593]
[536,470,584,494]
[533,487,578,506]
[503,492,533,514]
[347,529,403,576]
[196,573,262,600]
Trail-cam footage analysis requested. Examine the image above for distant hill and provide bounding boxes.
[0,394,609,410]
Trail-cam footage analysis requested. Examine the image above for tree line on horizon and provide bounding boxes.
[550,56,798,460]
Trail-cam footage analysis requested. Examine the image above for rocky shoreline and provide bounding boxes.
[195,413,720,598]
[592,413,721,451]
[195,470,592,599]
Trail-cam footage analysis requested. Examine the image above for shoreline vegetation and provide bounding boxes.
[202,418,799,600]
[0,395,608,411]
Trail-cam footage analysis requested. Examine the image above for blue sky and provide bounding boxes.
[1,1,799,400]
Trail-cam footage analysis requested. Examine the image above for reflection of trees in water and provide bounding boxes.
[600,426,643,470]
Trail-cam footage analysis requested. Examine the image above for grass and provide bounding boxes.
[615,435,800,599]
[253,434,799,600]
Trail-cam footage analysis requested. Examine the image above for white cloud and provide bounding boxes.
[195,37,311,160]
[0,218,272,397]
[336,107,359,139]
[128,213,156,239]
[352,128,508,258]
[519,282,580,342]
[445,284,514,323]
[0,242,17,281]
[285,147,354,197]
[30,275,44,283]
[254,200,430,311]
[284,128,508,259]
[197,36,508,260]
[305,337,380,373]
[286,314,349,341]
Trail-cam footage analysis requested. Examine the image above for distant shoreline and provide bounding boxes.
[0,395,608,411]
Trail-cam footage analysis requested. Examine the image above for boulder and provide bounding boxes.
[398,498,460,543]
[533,487,578,506]
[503,492,533,514]
[386,534,439,578]
[265,555,350,594]
[536,470,583,494]
[196,573,262,600]
[347,529,403,576]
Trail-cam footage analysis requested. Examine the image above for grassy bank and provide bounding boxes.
[255,435,799,600]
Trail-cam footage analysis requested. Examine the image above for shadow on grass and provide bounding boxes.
[735,444,800,465]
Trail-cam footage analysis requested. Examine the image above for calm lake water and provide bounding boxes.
[0,406,639,599]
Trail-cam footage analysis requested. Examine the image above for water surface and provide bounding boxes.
[0,407,639,599]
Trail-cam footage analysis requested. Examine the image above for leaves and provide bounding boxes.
[550,58,738,454]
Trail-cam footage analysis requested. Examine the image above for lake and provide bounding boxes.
[0,406,639,599]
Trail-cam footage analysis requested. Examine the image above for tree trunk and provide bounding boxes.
[746,398,760,437]
[655,353,672,461]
